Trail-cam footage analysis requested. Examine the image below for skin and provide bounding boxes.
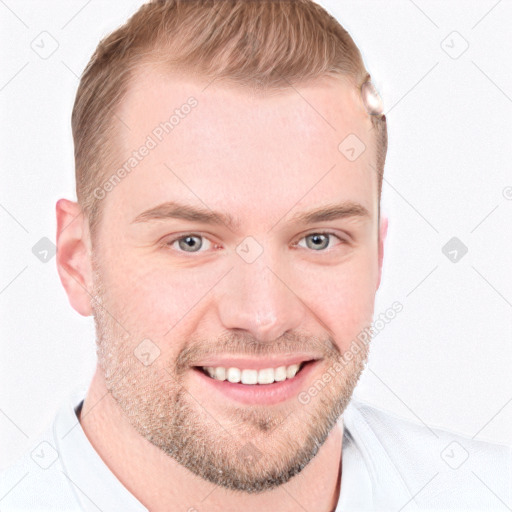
[56,67,388,512]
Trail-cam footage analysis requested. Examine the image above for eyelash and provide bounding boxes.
[164,231,348,255]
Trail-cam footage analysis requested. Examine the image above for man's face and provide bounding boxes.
[89,68,383,492]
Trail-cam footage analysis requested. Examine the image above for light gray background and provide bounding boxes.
[1,0,511,470]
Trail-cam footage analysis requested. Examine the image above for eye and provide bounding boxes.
[166,233,214,253]
[164,231,346,255]
[296,232,345,251]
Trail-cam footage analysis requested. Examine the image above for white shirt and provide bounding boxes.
[1,388,510,511]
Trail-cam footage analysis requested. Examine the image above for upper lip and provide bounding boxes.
[193,355,321,370]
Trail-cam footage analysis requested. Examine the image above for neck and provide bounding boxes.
[79,367,343,512]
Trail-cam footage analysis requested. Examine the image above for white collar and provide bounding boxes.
[55,389,414,511]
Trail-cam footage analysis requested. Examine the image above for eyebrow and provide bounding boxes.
[131,200,370,231]
[131,201,240,230]
[287,202,370,225]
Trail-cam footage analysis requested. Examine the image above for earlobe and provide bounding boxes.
[376,215,388,290]
[55,199,94,316]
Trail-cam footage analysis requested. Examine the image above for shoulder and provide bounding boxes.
[348,397,511,461]
[0,425,82,511]
[344,398,512,510]
[1,390,147,512]
[0,388,89,511]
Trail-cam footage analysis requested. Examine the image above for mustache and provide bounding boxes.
[173,331,340,374]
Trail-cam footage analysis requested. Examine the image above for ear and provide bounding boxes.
[55,199,94,316]
[376,214,388,290]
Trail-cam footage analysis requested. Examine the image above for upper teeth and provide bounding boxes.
[202,363,303,385]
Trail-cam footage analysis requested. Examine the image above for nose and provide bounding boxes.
[216,250,306,343]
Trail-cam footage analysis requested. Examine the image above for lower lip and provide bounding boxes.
[192,360,319,406]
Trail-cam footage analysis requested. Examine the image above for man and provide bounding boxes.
[1,0,510,510]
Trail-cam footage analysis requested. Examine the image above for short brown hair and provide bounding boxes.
[72,0,387,238]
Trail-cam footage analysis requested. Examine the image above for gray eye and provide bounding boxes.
[177,235,203,252]
[304,233,330,250]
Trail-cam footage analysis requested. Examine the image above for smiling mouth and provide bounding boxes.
[195,360,314,385]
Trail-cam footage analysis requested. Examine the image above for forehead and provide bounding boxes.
[104,67,377,228]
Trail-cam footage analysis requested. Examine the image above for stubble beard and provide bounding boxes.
[90,260,370,493]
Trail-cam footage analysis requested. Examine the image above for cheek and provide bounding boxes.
[97,236,378,348]
[296,253,377,349]
[98,253,222,337]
